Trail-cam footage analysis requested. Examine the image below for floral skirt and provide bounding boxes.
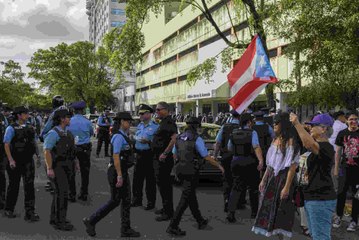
[252,167,296,238]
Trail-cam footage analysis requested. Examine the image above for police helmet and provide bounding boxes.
[52,95,64,109]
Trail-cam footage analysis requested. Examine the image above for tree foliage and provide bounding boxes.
[0,60,51,109]
[28,41,116,109]
[271,0,359,109]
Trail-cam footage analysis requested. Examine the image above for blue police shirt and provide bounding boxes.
[111,130,130,155]
[135,120,159,151]
[41,106,68,139]
[97,114,113,127]
[43,126,69,150]
[255,121,275,139]
[227,127,260,151]
[215,118,240,143]
[3,122,35,143]
[172,136,208,158]
[68,114,93,145]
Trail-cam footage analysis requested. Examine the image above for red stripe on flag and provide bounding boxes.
[227,35,258,88]
[228,77,277,110]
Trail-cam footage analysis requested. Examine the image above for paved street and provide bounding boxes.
[0,139,358,240]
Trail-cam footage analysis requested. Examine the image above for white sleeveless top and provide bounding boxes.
[266,144,299,176]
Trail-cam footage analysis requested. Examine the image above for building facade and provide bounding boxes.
[86,0,135,114]
[136,0,295,116]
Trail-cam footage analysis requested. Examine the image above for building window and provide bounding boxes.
[111,8,125,15]
[111,21,126,27]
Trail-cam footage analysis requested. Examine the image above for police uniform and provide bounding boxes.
[226,113,261,221]
[44,109,76,230]
[68,101,94,201]
[0,109,8,210]
[215,109,240,212]
[83,112,140,238]
[3,106,39,221]
[151,113,177,220]
[132,104,158,209]
[167,117,208,236]
[96,108,113,157]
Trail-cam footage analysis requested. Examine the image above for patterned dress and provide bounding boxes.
[252,144,299,238]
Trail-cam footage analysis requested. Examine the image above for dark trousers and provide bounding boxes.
[76,144,92,195]
[132,150,156,205]
[0,154,7,209]
[50,161,73,224]
[228,161,259,214]
[69,160,76,199]
[170,174,204,228]
[153,154,174,216]
[96,130,110,156]
[5,158,35,214]
[89,165,131,231]
[336,166,359,223]
[221,153,233,204]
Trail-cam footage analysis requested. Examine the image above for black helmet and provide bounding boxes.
[52,95,64,109]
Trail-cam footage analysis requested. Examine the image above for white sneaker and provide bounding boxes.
[332,216,342,228]
[347,221,357,232]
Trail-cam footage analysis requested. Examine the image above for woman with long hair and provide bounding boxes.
[252,112,300,239]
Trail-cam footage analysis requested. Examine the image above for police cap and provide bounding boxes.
[54,109,72,119]
[104,107,111,112]
[138,104,154,114]
[186,117,201,126]
[114,112,133,121]
[253,111,265,118]
[240,113,253,123]
[230,109,240,117]
[260,107,270,114]
[70,101,86,110]
[13,106,29,115]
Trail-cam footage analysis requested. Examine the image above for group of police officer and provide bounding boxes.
[0,95,275,237]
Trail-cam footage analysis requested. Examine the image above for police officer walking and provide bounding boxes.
[96,108,113,158]
[214,110,240,213]
[131,104,159,210]
[83,112,140,238]
[44,109,78,231]
[151,102,177,222]
[167,117,224,236]
[68,101,94,201]
[0,102,9,211]
[226,113,264,222]
[3,106,40,222]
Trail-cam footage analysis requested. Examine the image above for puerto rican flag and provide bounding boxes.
[228,35,278,114]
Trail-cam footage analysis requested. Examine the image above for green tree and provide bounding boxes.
[28,41,117,109]
[271,0,359,109]
[106,0,278,107]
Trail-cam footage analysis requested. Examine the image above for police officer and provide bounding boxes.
[0,102,9,211]
[226,113,264,222]
[151,102,177,221]
[253,110,274,176]
[131,104,159,209]
[3,106,40,222]
[68,101,93,201]
[96,108,113,158]
[214,109,240,212]
[83,112,140,238]
[167,117,224,236]
[44,109,78,231]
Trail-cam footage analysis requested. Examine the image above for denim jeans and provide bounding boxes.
[305,200,336,240]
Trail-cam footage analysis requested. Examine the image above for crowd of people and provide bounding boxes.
[0,96,359,240]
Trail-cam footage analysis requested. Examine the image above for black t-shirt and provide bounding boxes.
[335,128,359,167]
[303,142,336,201]
[151,115,177,153]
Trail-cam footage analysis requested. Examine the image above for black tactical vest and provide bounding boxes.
[231,128,254,157]
[221,123,239,153]
[174,131,200,176]
[10,123,36,159]
[51,128,76,163]
[100,115,111,129]
[252,124,271,154]
[109,131,135,173]
[0,113,6,149]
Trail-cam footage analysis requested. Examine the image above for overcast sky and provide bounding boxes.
[0,0,88,82]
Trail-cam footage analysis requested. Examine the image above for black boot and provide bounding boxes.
[198,218,209,230]
[121,228,141,238]
[83,217,96,237]
[166,226,186,236]
[24,212,40,222]
[226,212,236,223]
